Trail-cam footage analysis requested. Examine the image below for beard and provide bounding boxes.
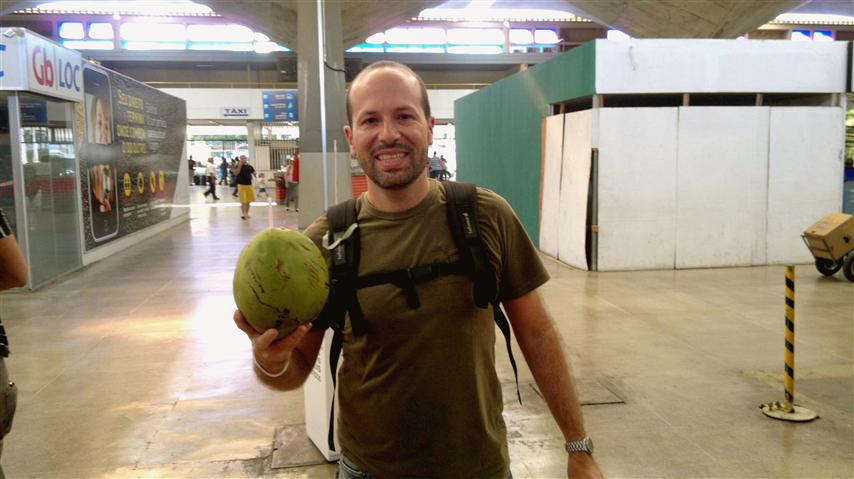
[357,141,429,190]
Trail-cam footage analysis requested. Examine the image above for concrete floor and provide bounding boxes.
[1,184,852,478]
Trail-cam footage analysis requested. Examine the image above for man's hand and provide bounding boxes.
[568,452,604,479]
[232,310,312,375]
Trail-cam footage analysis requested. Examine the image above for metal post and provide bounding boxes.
[760,265,818,422]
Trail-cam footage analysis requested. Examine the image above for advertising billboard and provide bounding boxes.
[78,64,186,250]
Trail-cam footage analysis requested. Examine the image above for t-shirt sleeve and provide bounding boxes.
[476,188,549,302]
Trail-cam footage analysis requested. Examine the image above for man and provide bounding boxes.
[284,154,299,212]
[0,207,27,478]
[202,158,219,200]
[429,151,444,179]
[233,61,603,479]
[232,155,255,219]
[188,155,195,186]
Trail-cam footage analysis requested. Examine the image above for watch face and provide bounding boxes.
[584,436,594,454]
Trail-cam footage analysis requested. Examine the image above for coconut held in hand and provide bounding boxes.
[233,227,329,339]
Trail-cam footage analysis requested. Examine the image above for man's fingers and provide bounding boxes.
[273,324,312,351]
[233,310,258,337]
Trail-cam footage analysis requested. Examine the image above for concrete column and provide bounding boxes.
[297,0,353,229]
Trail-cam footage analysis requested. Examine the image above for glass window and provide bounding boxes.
[58,22,85,40]
[88,22,114,40]
[17,93,82,287]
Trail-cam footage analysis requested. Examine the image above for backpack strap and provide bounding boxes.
[319,198,364,452]
[443,181,522,404]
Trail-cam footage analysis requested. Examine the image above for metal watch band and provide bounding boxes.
[564,436,594,454]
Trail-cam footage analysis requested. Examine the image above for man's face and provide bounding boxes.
[344,68,434,190]
[95,100,111,144]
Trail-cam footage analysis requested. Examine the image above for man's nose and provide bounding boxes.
[378,119,401,143]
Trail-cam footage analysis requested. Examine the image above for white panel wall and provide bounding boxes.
[161,88,265,120]
[539,115,564,258]
[597,108,678,270]
[676,107,770,268]
[766,107,846,264]
[596,40,848,94]
[428,89,476,120]
[557,110,593,270]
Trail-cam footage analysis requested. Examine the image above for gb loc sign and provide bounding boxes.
[24,31,82,102]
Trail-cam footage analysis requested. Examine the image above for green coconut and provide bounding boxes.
[233,227,329,339]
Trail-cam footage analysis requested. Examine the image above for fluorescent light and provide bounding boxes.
[187,24,253,42]
[253,31,269,42]
[385,27,446,45]
[509,29,533,45]
[812,30,833,41]
[365,32,385,45]
[534,29,559,44]
[365,32,385,44]
[790,30,811,41]
[88,22,114,39]
[121,22,186,41]
[607,29,632,41]
[62,39,114,50]
[58,21,85,39]
[447,28,503,45]
[776,13,854,24]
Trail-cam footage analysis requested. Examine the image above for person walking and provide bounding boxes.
[233,61,602,479]
[203,158,219,200]
[284,154,299,212]
[0,207,27,479]
[219,157,229,185]
[234,155,256,219]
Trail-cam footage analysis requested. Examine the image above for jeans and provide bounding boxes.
[336,454,513,479]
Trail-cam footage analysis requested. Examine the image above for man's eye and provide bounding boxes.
[361,118,377,125]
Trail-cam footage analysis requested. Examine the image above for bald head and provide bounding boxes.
[346,61,431,125]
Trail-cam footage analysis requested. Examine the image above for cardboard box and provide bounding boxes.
[802,213,854,261]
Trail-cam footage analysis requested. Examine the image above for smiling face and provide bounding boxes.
[344,67,435,191]
[93,98,112,144]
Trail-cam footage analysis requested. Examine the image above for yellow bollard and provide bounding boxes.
[760,266,818,422]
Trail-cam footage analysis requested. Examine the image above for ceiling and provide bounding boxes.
[189,0,816,50]
[2,1,847,51]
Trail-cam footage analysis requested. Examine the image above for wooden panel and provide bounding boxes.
[539,115,565,258]
[557,110,593,270]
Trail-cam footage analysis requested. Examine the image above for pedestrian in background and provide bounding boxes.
[235,155,256,219]
[203,158,219,200]
[285,154,299,212]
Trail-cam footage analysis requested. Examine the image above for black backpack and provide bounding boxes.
[314,181,520,451]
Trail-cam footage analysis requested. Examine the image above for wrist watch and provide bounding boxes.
[564,436,594,454]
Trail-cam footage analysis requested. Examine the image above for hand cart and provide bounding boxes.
[801,213,854,282]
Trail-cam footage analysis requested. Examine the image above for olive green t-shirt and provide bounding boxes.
[304,180,549,479]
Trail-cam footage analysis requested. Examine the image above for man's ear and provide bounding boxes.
[427,116,436,145]
[343,125,356,154]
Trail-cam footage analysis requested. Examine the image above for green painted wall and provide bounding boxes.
[455,41,596,244]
